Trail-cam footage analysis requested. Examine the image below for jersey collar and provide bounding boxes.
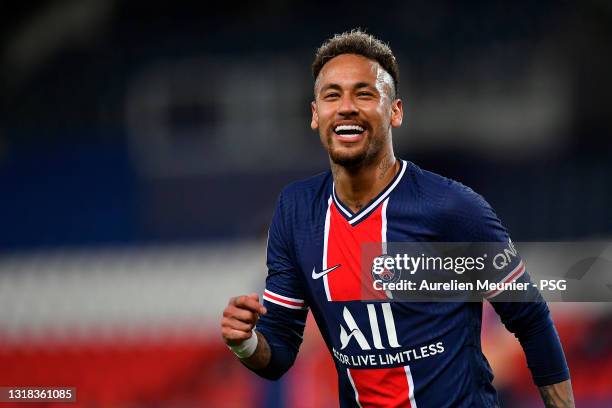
[331,159,407,226]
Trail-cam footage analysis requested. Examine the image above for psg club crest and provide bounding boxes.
[371,255,401,284]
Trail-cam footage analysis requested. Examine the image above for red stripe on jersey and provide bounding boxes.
[326,203,386,301]
[485,261,526,299]
[263,290,306,308]
[348,366,414,407]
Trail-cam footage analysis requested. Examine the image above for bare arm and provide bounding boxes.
[240,330,271,369]
[538,380,575,408]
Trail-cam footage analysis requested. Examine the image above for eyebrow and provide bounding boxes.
[318,82,377,94]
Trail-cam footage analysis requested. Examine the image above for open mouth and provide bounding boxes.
[333,124,365,141]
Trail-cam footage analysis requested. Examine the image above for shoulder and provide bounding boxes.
[269,170,332,239]
[406,161,489,212]
[277,170,332,207]
[405,161,508,241]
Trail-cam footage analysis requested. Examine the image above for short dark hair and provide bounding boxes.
[312,29,400,98]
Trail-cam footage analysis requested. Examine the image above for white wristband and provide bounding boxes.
[228,329,258,359]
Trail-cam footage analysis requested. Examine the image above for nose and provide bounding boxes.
[338,94,358,116]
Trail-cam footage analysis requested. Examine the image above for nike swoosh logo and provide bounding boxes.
[312,264,341,279]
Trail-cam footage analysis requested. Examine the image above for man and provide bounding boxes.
[221,30,574,407]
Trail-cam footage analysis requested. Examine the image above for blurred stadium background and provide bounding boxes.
[1,0,611,407]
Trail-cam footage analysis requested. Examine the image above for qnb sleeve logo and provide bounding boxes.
[339,303,401,350]
[492,239,519,270]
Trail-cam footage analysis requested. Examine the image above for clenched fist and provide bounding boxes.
[221,292,267,346]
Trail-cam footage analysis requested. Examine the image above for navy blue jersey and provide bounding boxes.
[256,160,569,408]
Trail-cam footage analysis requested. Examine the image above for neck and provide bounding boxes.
[331,149,398,213]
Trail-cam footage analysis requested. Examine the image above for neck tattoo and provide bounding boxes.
[378,155,395,180]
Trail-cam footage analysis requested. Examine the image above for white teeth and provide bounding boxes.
[334,125,364,132]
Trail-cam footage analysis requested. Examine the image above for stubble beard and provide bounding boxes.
[325,131,386,171]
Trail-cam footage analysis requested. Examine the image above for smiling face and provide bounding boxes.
[311,53,403,169]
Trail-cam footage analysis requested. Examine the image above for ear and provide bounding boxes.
[310,101,319,130]
[390,99,403,128]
